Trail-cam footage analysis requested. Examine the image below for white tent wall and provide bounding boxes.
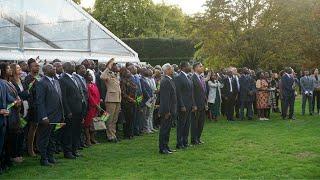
[0,0,140,63]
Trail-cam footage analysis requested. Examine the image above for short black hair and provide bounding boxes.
[0,62,9,79]
[75,64,85,73]
[193,62,201,70]
[179,61,189,69]
[52,59,61,63]
[27,58,36,67]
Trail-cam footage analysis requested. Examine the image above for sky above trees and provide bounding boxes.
[81,0,206,14]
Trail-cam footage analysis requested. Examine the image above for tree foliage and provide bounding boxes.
[191,0,320,70]
[72,0,81,5]
[92,0,187,38]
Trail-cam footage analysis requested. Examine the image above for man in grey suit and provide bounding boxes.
[300,70,314,115]
[159,63,177,154]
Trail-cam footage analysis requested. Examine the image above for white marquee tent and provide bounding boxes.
[0,0,140,63]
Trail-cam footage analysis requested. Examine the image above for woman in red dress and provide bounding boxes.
[84,71,101,146]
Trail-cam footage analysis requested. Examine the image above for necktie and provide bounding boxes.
[52,80,61,97]
[200,76,206,91]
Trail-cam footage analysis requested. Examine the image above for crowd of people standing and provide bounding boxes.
[0,57,319,173]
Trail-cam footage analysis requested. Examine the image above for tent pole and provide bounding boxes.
[87,21,92,56]
[19,0,24,52]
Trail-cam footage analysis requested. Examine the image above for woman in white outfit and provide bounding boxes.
[207,73,224,121]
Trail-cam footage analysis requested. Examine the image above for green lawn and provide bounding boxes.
[3,99,320,179]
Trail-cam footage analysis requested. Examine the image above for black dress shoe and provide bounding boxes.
[198,140,204,144]
[48,157,57,164]
[159,150,172,154]
[167,148,176,153]
[64,153,76,159]
[72,152,82,157]
[176,145,185,149]
[191,141,198,145]
[184,144,190,148]
[40,159,53,166]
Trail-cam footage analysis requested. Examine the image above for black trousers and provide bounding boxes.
[37,123,55,159]
[313,91,320,113]
[6,130,24,158]
[224,97,236,120]
[239,101,254,120]
[235,94,240,118]
[159,115,172,151]
[62,113,82,154]
[191,109,205,143]
[123,104,135,138]
[176,108,191,147]
[282,95,295,118]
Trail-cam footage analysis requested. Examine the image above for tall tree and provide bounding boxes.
[93,0,187,38]
[191,0,320,70]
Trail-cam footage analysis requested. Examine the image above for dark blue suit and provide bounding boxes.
[159,76,177,151]
[239,74,256,120]
[281,74,295,119]
[59,73,84,154]
[221,76,238,121]
[191,73,207,144]
[36,76,63,160]
[0,80,15,162]
[174,72,194,147]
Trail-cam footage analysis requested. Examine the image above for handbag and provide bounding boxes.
[93,117,107,131]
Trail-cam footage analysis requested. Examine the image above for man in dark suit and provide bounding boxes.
[59,62,85,159]
[281,67,296,119]
[221,69,238,121]
[159,63,177,154]
[74,65,89,148]
[174,62,194,149]
[239,68,256,120]
[36,64,64,166]
[191,62,207,145]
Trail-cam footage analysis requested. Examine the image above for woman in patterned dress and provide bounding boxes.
[256,72,270,120]
[120,68,137,139]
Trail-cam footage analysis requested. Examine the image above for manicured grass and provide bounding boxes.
[2,99,320,179]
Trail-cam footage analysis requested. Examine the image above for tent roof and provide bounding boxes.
[0,0,140,63]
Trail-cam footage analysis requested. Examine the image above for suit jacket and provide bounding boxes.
[239,74,256,102]
[100,69,121,103]
[0,80,15,125]
[300,76,314,93]
[159,76,177,116]
[36,77,63,123]
[281,74,295,97]
[59,73,84,117]
[23,74,42,118]
[191,73,207,110]
[73,74,88,113]
[95,71,107,102]
[174,72,194,110]
[140,76,153,107]
[221,76,238,99]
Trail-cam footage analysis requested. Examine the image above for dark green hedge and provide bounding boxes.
[122,38,195,66]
